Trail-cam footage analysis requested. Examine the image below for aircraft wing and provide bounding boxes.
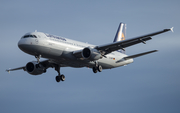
[6,60,57,73]
[95,27,173,55]
[6,66,26,73]
[123,50,158,60]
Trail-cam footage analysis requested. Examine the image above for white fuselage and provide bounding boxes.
[18,32,133,69]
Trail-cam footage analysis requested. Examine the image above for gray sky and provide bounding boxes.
[0,0,180,113]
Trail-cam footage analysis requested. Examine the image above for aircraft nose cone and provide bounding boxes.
[18,39,29,52]
[17,39,37,55]
[18,39,23,50]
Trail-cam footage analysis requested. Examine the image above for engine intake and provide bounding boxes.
[82,48,91,58]
[26,61,46,75]
[82,47,102,61]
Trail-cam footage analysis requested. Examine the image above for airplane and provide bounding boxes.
[6,23,173,82]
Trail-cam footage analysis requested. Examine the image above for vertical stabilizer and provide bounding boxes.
[113,23,126,53]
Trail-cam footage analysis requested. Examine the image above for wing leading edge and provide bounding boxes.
[95,27,173,55]
[6,66,26,73]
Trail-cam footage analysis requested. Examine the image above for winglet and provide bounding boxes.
[6,69,10,73]
[170,27,174,32]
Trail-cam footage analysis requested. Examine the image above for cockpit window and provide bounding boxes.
[33,35,37,38]
[22,35,37,38]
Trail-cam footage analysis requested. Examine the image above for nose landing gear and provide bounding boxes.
[34,55,65,83]
[35,55,41,63]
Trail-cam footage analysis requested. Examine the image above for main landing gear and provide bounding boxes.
[55,66,65,82]
[92,61,102,73]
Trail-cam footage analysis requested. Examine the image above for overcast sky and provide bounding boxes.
[0,0,180,113]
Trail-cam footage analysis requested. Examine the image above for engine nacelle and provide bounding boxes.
[26,61,46,75]
[82,47,102,61]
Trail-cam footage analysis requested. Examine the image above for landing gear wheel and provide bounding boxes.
[56,76,61,82]
[97,65,102,72]
[60,74,65,81]
[93,67,98,73]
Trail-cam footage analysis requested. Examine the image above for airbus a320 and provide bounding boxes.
[6,23,173,82]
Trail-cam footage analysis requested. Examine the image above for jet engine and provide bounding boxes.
[26,61,46,75]
[82,47,102,61]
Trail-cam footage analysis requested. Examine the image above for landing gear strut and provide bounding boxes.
[55,65,65,82]
[34,55,42,69]
[92,61,102,73]
[35,55,41,63]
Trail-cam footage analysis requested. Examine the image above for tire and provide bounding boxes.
[93,67,97,73]
[97,65,102,72]
[60,74,65,81]
[56,76,61,82]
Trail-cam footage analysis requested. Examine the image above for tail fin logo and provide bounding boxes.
[121,33,125,41]
[117,31,125,41]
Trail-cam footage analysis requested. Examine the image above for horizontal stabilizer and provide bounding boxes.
[124,50,158,60]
